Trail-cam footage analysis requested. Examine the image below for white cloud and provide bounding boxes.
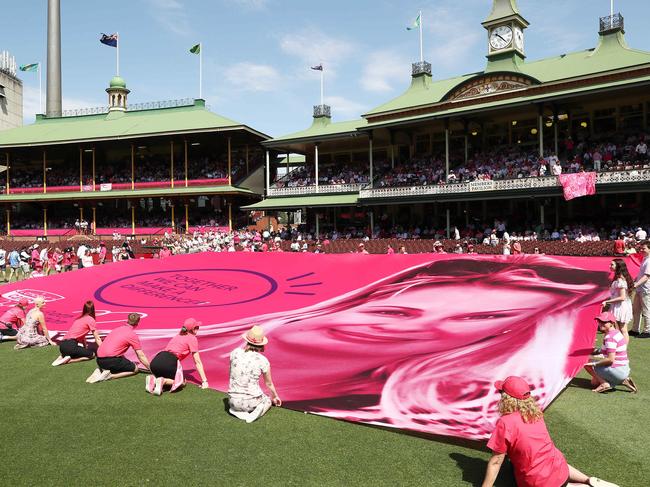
[225,0,268,9]
[324,95,366,119]
[280,29,356,76]
[22,85,103,123]
[361,49,411,93]
[224,62,281,92]
[146,0,191,37]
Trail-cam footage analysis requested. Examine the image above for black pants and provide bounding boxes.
[150,351,178,379]
[59,339,94,359]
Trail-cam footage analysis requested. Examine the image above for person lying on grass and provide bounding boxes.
[482,376,619,487]
[583,312,637,394]
[145,318,209,396]
[228,325,281,424]
[86,313,150,383]
[52,300,103,366]
[0,298,29,343]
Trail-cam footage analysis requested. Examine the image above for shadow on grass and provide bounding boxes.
[449,453,516,486]
[568,377,594,390]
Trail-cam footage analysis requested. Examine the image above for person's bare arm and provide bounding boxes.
[135,349,150,370]
[591,351,615,367]
[192,352,209,388]
[92,330,103,347]
[603,286,626,306]
[263,368,281,406]
[481,453,506,487]
[38,313,56,346]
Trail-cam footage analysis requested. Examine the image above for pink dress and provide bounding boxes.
[15,310,49,348]
[609,278,633,324]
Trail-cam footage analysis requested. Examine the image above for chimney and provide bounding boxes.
[46,0,62,117]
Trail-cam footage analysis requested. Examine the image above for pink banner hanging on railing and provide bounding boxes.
[558,172,597,201]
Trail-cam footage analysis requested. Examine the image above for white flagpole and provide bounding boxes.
[610,0,614,28]
[419,10,423,63]
[38,62,42,113]
[199,42,203,99]
[116,32,120,76]
[320,66,324,106]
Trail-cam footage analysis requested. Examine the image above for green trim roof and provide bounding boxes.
[242,194,358,210]
[266,117,367,145]
[278,154,306,165]
[483,0,525,25]
[0,100,269,148]
[364,31,650,118]
[0,185,255,203]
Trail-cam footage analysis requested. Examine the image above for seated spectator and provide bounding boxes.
[0,298,29,343]
[14,297,55,349]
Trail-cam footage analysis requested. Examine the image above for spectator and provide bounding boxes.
[631,240,650,338]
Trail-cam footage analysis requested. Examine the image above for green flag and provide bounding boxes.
[406,13,421,31]
[189,43,201,54]
[19,63,39,72]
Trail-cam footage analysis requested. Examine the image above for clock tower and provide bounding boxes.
[482,0,529,63]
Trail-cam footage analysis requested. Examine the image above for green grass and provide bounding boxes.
[2,336,649,487]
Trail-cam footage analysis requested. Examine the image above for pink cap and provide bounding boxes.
[595,311,616,324]
[18,298,29,307]
[494,376,531,400]
[183,317,202,332]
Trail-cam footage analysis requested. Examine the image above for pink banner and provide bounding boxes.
[558,172,597,201]
[0,253,613,440]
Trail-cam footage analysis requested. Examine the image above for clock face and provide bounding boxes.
[490,25,513,50]
[514,26,524,51]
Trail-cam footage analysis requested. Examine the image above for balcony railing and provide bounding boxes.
[268,183,365,196]
[359,169,650,199]
[599,13,624,34]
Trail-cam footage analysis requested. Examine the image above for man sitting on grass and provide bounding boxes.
[86,313,150,383]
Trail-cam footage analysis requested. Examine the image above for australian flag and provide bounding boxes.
[100,33,118,47]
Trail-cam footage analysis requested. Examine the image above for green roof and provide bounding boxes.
[267,117,368,145]
[365,31,650,118]
[109,76,127,89]
[483,0,524,25]
[241,194,358,210]
[0,100,269,148]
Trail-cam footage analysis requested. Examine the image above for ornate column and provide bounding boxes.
[184,139,188,187]
[131,144,135,190]
[368,133,374,188]
[265,150,270,195]
[227,136,232,186]
[43,207,48,237]
[170,140,175,189]
[92,207,96,235]
[5,153,9,194]
[315,143,320,190]
[43,150,47,193]
[444,121,450,180]
[79,148,83,192]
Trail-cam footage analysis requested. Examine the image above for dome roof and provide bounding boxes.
[109,76,127,89]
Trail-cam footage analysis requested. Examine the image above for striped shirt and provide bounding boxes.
[603,330,628,368]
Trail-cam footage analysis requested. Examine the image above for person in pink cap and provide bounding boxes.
[0,298,29,343]
[482,375,618,487]
[145,318,209,396]
[227,325,281,423]
[583,312,637,393]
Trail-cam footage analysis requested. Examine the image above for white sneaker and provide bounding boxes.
[153,377,164,396]
[86,368,103,383]
[145,375,155,394]
[589,477,620,487]
[96,370,111,382]
[52,356,71,367]
[246,402,267,424]
[229,408,251,421]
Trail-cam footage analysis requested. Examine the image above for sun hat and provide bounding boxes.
[595,311,616,324]
[183,317,202,333]
[18,298,29,307]
[494,376,531,400]
[243,325,268,346]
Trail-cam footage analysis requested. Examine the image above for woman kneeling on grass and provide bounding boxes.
[52,300,103,366]
[14,296,55,349]
[0,298,29,343]
[145,318,209,396]
[482,376,618,487]
[584,312,637,394]
[228,325,281,423]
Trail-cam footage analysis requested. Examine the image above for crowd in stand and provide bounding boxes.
[274,164,369,188]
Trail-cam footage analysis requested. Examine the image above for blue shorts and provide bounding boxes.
[595,364,629,386]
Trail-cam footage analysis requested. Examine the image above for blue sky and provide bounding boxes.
[3,0,649,137]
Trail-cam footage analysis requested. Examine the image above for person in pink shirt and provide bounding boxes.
[584,312,637,393]
[386,244,395,254]
[98,242,107,264]
[87,313,151,383]
[52,300,103,366]
[0,298,29,343]
[145,318,209,396]
[159,246,172,259]
[482,376,617,487]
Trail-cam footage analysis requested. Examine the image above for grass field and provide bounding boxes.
[2,335,648,486]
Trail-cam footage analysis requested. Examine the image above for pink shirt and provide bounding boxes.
[164,333,199,360]
[0,306,26,329]
[63,315,97,343]
[97,325,141,358]
[603,329,628,368]
[487,413,568,487]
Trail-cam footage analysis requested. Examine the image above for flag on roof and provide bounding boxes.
[189,43,201,54]
[19,63,39,72]
[407,13,421,31]
[100,33,118,47]
[310,64,323,71]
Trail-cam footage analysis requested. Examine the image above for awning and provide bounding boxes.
[241,194,359,210]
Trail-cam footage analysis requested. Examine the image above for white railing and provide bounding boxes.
[359,170,650,199]
[268,183,365,196]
